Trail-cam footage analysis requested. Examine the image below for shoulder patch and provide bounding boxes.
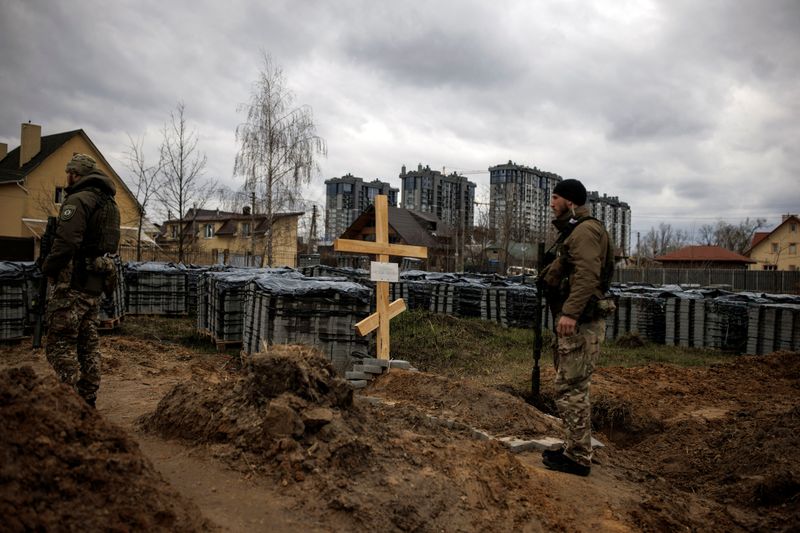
[60,204,78,221]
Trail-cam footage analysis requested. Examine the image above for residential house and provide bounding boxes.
[337,205,455,271]
[746,214,800,271]
[0,123,148,260]
[157,207,303,267]
[655,245,755,269]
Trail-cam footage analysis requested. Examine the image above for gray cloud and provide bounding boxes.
[0,0,797,236]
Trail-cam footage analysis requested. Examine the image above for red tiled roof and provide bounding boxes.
[744,215,800,255]
[655,245,755,263]
[750,232,769,249]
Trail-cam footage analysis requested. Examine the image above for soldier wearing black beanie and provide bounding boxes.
[540,176,614,477]
[552,178,587,206]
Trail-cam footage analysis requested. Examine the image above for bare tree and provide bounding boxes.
[642,223,690,257]
[155,101,214,263]
[124,134,162,261]
[713,217,767,254]
[234,53,327,266]
[696,223,716,246]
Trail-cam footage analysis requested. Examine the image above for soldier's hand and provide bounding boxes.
[557,315,577,337]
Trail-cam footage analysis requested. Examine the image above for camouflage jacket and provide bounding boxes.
[541,205,610,320]
[42,171,117,279]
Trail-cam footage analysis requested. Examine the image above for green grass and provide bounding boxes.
[117,315,229,354]
[391,309,738,389]
[599,340,731,367]
[115,311,737,385]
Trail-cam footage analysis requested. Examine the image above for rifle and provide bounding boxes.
[531,242,546,401]
[32,216,57,349]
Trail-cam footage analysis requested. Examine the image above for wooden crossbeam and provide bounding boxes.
[333,195,427,359]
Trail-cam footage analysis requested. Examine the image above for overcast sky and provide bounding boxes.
[1,0,798,240]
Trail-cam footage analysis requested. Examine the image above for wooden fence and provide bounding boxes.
[614,268,800,294]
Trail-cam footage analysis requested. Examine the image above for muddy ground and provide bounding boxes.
[0,325,798,532]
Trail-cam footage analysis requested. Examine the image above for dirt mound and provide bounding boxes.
[590,351,800,531]
[0,366,211,532]
[140,345,564,531]
[366,369,562,438]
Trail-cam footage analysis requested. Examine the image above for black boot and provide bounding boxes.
[84,396,96,409]
[542,451,590,477]
[542,446,565,460]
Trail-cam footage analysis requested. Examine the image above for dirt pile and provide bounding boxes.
[0,366,211,532]
[140,345,564,531]
[590,351,800,532]
[367,369,562,438]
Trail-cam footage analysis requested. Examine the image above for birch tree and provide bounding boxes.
[234,54,327,266]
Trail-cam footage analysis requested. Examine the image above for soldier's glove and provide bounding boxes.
[90,256,118,298]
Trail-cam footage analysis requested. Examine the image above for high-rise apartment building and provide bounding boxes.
[324,174,398,241]
[399,164,476,232]
[489,161,632,256]
[587,191,631,256]
[489,161,561,244]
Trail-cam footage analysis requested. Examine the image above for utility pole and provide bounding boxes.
[308,204,318,254]
[250,191,257,265]
[636,231,640,268]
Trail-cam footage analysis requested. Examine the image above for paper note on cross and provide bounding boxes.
[334,195,428,360]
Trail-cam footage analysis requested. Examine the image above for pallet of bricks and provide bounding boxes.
[747,294,800,355]
[0,262,37,341]
[197,268,301,350]
[241,275,371,374]
[124,262,189,315]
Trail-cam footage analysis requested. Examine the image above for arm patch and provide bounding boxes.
[60,204,78,221]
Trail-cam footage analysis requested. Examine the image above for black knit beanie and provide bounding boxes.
[553,179,587,206]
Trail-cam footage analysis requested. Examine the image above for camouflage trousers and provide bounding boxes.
[553,318,605,467]
[45,285,101,404]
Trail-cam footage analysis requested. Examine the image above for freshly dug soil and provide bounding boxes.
[2,319,798,532]
[139,345,566,531]
[0,365,212,533]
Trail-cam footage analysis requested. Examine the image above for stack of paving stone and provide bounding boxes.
[200,268,300,344]
[0,262,32,340]
[628,293,668,344]
[703,294,759,352]
[664,292,705,347]
[746,300,800,355]
[504,284,538,328]
[184,264,237,315]
[124,262,189,315]
[241,275,372,374]
[345,358,417,389]
[99,256,126,325]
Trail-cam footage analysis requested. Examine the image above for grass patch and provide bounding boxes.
[118,315,226,354]
[392,310,738,390]
[391,310,549,391]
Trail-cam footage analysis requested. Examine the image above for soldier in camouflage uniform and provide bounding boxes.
[538,179,614,477]
[41,154,120,408]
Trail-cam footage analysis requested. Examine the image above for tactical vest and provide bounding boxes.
[83,187,121,256]
[548,215,615,292]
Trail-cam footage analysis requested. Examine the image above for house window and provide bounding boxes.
[170,225,177,238]
[790,243,797,255]
[791,223,797,232]
[771,243,779,253]
[763,264,777,271]
[204,224,214,238]
[54,186,65,204]
[241,222,250,236]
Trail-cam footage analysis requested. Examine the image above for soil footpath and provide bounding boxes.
[1,333,798,532]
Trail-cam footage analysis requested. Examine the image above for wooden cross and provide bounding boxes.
[334,195,428,359]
